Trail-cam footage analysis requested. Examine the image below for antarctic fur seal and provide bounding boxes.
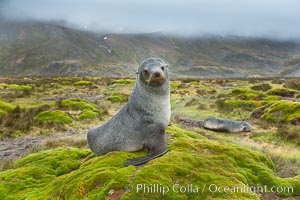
[203,117,251,133]
[87,58,170,166]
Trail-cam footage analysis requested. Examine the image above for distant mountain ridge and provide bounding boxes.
[1,20,300,77]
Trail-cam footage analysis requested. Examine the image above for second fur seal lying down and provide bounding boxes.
[203,117,251,133]
[87,58,170,166]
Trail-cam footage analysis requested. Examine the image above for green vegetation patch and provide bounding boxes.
[0,148,91,199]
[74,81,94,86]
[231,88,265,100]
[1,125,299,199]
[0,109,6,117]
[251,83,272,92]
[266,88,297,98]
[260,101,300,123]
[60,98,98,111]
[6,84,32,91]
[34,110,73,124]
[0,101,15,112]
[225,99,263,110]
[262,95,281,101]
[59,98,106,120]
[78,109,100,120]
[108,94,129,103]
[170,81,181,90]
[112,79,135,85]
[216,99,262,112]
[284,79,300,91]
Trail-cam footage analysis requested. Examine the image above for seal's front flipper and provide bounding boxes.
[124,148,168,166]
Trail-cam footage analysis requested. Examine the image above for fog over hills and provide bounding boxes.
[1,0,300,77]
[1,20,300,77]
[2,0,300,39]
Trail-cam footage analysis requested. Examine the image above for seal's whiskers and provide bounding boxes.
[147,73,153,87]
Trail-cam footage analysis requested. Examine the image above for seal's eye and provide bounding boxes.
[143,69,149,74]
[161,66,165,71]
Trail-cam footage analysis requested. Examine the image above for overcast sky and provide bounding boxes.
[1,0,300,39]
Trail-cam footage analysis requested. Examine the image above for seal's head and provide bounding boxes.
[137,58,169,87]
[239,122,251,132]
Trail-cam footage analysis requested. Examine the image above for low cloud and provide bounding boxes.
[1,0,300,39]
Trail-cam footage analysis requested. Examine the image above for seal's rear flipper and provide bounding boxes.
[124,148,168,166]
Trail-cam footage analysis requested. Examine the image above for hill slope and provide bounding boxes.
[1,125,299,199]
[1,21,300,77]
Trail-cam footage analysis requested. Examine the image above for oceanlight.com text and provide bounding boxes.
[124,183,294,196]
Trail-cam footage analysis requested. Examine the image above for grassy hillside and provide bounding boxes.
[0,125,299,200]
[1,21,300,77]
[0,77,299,199]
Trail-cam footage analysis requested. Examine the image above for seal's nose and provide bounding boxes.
[154,71,161,78]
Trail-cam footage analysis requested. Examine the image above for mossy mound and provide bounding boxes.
[6,84,32,91]
[170,81,181,89]
[0,101,15,118]
[112,79,135,84]
[59,98,106,120]
[284,79,300,91]
[74,81,94,86]
[34,110,73,124]
[108,94,129,103]
[0,125,299,199]
[231,88,265,100]
[266,88,297,98]
[259,101,300,123]
[60,98,98,111]
[78,109,100,120]
[0,101,15,112]
[224,99,262,110]
[251,83,272,92]
[262,95,281,101]
[0,109,6,117]
[0,148,91,199]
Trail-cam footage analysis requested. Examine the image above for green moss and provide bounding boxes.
[58,98,106,120]
[262,96,281,101]
[0,101,15,112]
[231,88,265,100]
[261,101,300,123]
[170,81,181,90]
[6,84,32,91]
[266,88,297,97]
[112,79,135,84]
[1,125,299,199]
[78,109,99,120]
[0,148,91,199]
[61,81,72,85]
[191,81,199,85]
[108,94,129,103]
[60,98,98,111]
[34,110,73,124]
[74,81,94,86]
[0,109,6,117]
[251,83,272,92]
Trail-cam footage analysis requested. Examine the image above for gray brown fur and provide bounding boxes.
[203,117,251,133]
[87,58,170,166]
